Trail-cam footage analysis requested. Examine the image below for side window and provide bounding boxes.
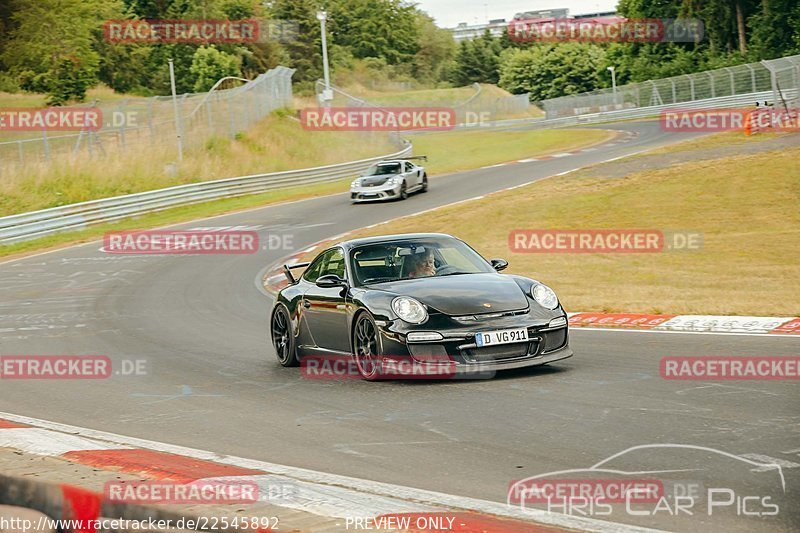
[320,248,346,280]
[304,248,346,283]
[303,250,333,283]
[405,162,413,172]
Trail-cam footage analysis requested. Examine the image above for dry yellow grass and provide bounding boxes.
[336,144,800,316]
[0,113,395,215]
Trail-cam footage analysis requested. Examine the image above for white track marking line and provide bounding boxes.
[0,412,660,533]
[550,153,573,158]
[570,327,800,338]
[517,158,539,163]
[0,427,130,455]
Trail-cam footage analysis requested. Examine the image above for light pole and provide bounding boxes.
[317,11,332,105]
[607,66,617,107]
[168,58,183,162]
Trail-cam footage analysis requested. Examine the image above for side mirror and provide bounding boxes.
[490,258,508,272]
[316,274,347,288]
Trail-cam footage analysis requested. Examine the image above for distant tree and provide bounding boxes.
[452,30,502,85]
[190,46,241,92]
[330,0,420,64]
[1,0,123,103]
[413,13,456,83]
[499,43,607,102]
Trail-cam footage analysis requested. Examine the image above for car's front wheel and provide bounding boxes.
[352,312,381,380]
[398,181,408,200]
[271,304,298,367]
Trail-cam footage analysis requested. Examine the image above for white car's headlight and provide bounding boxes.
[351,178,362,187]
[531,284,559,309]
[392,296,428,324]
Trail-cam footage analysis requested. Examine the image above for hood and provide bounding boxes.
[373,273,529,316]
[359,174,398,187]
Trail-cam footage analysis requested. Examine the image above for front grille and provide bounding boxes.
[464,343,531,362]
[542,328,567,353]
[409,344,449,359]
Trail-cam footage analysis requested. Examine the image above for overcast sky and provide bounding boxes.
[415,1,619,28]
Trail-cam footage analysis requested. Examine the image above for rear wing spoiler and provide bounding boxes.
[404,155,428,162]
[283,262,310,284]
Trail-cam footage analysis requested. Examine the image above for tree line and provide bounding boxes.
[0,0,797,105]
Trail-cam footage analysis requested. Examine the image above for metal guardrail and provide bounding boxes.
[0,143,412,244]
[528,89,797,129]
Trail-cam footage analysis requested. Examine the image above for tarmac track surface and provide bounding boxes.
[1,121,797,532]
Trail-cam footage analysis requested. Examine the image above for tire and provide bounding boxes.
[421,174,428,192]
[352,312,382,381]
[398,181,408,201]
[271,304,298,367]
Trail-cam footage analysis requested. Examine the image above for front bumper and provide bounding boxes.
[375,311,573,377]
[350,183,402,202]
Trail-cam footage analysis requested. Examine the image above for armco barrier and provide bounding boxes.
[0,143,411,245]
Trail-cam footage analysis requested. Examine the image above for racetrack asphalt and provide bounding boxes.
[1,121,797,532]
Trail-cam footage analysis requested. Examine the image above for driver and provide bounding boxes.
[406,249,435,278]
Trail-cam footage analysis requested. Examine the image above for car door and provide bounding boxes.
[404,161,419,188]
[300,247,351,352]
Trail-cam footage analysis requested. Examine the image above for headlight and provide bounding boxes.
[531,284,559,309]
[351,178,362,187]
[392,296,428,324]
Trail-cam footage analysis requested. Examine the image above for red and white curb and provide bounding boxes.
[568,313,800,336]
[0,413,656,533]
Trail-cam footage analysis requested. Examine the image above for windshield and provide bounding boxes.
[363,162,402,176]
[350,237,494,285]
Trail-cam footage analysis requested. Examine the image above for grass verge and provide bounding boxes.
[0,178,351,260]
[413,128,613,175]
[333,135,800,316]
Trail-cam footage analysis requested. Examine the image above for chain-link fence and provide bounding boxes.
[317,81,532,126]
[0,66,295,171]
[541,54,800,119]
[762,55,800,111]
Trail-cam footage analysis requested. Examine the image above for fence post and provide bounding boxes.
[118,100,126,149]
[146,98,155,145]
[724,67,735,95]
[707,71,715,98]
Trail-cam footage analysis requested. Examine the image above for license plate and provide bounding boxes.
[475,328,529,347]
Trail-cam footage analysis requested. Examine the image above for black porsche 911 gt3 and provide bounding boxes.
[270,233,572,380]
